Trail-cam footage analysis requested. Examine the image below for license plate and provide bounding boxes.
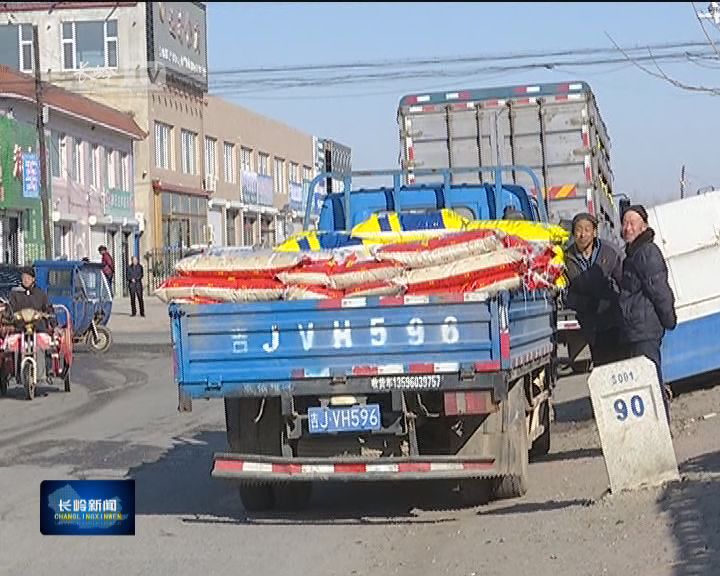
[307,404,381,434]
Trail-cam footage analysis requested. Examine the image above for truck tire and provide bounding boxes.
[224,397,282,453]
[225,397,285,512]
[492,382,529,500]
[452,479,493,507]
[224,398,243,451]
[239,484,274,513]
[529,398,551,459]
[273,483,313,511]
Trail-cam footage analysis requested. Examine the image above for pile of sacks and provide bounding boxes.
[155,210,568,305]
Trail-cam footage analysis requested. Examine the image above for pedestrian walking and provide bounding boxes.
[618,204,677,421]
[99,246,115,296]
[565,212,624,367]
[127,256,145,318]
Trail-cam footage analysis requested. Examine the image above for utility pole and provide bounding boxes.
[32,24,53,260]
[680,165,686,199]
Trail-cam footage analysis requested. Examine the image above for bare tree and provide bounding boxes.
[606,3,720,96]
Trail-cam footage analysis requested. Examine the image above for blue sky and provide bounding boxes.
[207,2,720,207]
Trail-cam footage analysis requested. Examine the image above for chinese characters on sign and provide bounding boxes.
[22,153,40,198]
[58,498,118,513]
[149,2,208,88]
[40,480,135,536]
[106,189,133,216]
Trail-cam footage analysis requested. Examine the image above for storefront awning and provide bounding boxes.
[226,200,278,215]
[89,214,140,229]
[152,179,209,198]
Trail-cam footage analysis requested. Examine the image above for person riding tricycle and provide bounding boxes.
[0,266,73,400]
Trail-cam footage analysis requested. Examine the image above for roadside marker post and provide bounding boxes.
[588,356,679,493]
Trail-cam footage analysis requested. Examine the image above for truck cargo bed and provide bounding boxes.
[171,291,554,401]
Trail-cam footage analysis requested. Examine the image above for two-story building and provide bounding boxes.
[0,65,144,291]
[0,2,208,264]
[203,96,316,248]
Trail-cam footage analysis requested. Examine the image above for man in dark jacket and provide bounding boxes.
[565,213,624,366]
[127,256,145,318]
[98,246,115,295]
[9,266,55,322]
[619,204,677,419]
[9,266,56,381]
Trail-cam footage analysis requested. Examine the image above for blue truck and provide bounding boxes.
[170,167,558,511]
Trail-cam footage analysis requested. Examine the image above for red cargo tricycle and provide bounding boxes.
[0,302,73,400]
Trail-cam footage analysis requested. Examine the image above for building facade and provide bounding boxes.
[0,1,352,282]
[204,96,316,248]
[0,1,209,264]
[0,65,144,291]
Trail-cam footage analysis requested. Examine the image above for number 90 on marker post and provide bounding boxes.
[611,391,648,422]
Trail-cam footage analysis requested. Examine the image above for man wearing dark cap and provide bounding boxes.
[565,212,623,366]
[9,266,55,321]
[619,204,677,421]
[8,266,56,383]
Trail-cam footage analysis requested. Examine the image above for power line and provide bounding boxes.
[208,40,713,76]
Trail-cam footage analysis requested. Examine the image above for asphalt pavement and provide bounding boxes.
[0,338,719,575]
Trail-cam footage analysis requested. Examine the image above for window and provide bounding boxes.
[226,210,237,246]
[99,146,107,187]
[289,162,300,184]
[69,137,82,183]
[181,129,197,175]
[120,152,129,190]
[49,131,65,178]
[240,147,253,173]
[90,144,99,188]
[303,166,313,183]
[223,142,235,183]
[19,24,33,72]
[204,137,216,178]
[161,193,208,249]
[62,20,118,69]
[105,148,118,189]
[273,157,285,195]
[258,152,269,176]
[154,122,172,170]
[0,24,33,72]
[48,269,73,295]
[114,150,122,189]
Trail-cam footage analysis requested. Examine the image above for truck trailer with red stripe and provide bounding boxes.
[397,81,617,240]
[398,81,619,370]
[170,167,556,512]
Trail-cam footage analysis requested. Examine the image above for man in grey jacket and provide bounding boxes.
[565,213,624,367]
[619,204,677,420]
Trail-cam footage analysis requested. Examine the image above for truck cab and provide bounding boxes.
[317,181,543,232]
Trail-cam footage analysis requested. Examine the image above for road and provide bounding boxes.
[0,347,719,576]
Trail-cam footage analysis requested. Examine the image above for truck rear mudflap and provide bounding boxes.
[212,453,496,482]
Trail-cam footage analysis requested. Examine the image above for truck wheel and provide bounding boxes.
[451,479,493,507]
[492,383,529,500]
[0,369,7,397]
[225,397,285,513]
[224,398,242,451]
[239,484,274,512]
[224,397,282,453]
[273,483,312,511]
[530,399,551,459]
